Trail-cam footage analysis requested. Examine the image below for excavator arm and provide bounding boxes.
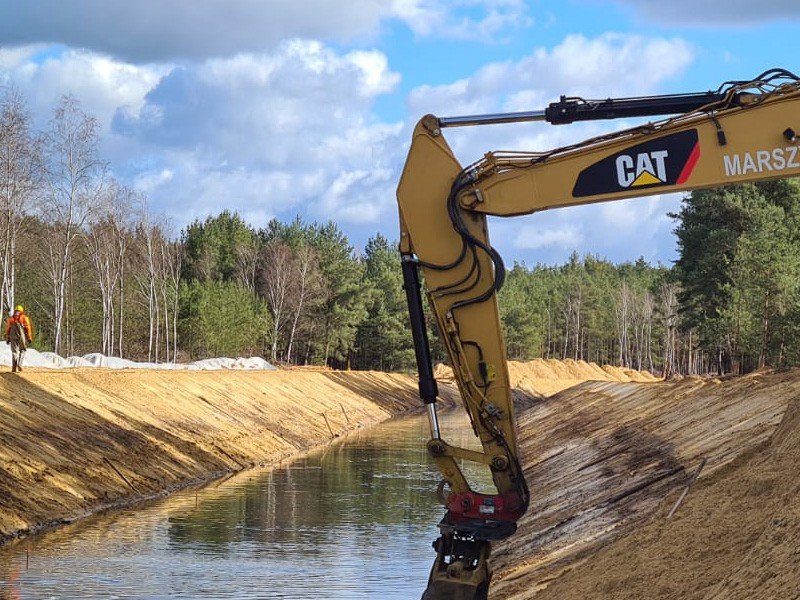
[397,68,800,599]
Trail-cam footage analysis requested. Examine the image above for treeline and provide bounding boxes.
[499,256,675,372]
[173,179,800,375]
[3,88,799,374]
[0,89,415,367]
[1,88,184,360]
[673,179,800,373]
[499,178,800,375]
[179,214,411,369]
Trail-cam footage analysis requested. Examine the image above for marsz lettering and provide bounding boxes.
[723,145,800,176]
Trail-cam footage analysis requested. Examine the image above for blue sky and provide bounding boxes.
[0,0,797,266]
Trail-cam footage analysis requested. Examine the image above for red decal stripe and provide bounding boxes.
[676,142,700,184]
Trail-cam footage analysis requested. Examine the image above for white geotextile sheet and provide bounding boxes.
[0,343,276,370]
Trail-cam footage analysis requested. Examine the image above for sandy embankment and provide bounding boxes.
[0,358,642,546]
[434,357,659,398]
[492,369,800,600]
[0,368,458,545]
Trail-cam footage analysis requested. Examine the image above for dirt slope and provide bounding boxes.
[492,369,800,599]
[435,358,658,398]
[0,359,645,547]
[0,368,460,544]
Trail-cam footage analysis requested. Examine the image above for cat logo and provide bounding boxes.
[572,129,700,198]
[615,151,669,188]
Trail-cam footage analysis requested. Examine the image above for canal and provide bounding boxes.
[0,409,493,599]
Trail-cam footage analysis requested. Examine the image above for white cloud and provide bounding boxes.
[0,1,532,63]
[111,40,405,225]
[408,33,694,170]
[0,38,405,228]
[0,47,167,133]
[0,45,45,71]
[600,194,665,231]
[408,33,693,123]
[0,30,696,264]
[346,50,402,96]
[491,192,683,265]
[514,224,583,250]
[464,34,696,265]
[133,168,174,195]
[320,169,396,224]
[395,0,532,40]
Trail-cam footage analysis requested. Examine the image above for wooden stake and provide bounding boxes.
[340,403,351,425]
[667,457,707,519]
[103,457,140,494]
[321,412,335,438]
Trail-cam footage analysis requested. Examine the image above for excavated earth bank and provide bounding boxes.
[0,368,459,545]
[492,369,800,600]
[0,359,642,547]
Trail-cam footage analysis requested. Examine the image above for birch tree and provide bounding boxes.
[158,234,182,362]
[235,236,260,293]
[0,89,43,314]
[133,220,162,361]
[659,283,679,378]
[260,240,294,362]
[615,282,633,367]
[85,181,133,355]
[285,243,322,364]
[42,95,105,354]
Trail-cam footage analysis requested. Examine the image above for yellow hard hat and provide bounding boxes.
[14,305,23,312]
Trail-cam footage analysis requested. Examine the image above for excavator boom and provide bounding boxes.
[396,68,800,599]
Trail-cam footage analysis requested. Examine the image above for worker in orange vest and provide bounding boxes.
[6,305,33,373]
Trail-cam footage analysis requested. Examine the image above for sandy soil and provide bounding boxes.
[492,369,800,600]
[435,358,659,398]
[0,359,638,547]
[5,359,789,596]
[0,368,458,544]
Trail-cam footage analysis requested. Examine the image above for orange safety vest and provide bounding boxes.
[6,313,32,341]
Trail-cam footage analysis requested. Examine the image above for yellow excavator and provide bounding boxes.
[396,68,800,599]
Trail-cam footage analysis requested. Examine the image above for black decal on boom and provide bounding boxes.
[573,129,699,197]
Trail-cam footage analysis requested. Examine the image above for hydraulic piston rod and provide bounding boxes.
[438,110,546,128]
[438,90,738,129]
[401,254,441,440]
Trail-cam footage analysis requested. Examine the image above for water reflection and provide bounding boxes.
[0,410,492,599]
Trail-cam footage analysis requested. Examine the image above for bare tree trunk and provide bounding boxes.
[140,223,160,361]
[118,244,125,358]
[0,89,42,316]
[573,286,582,361]
[133,219,166,364]
[545,305,551,359]
[147,285,154,360]
[236,240,259,294]
[157,236,181,363]
[169,241,182,361]
[659,284,678,377]
[615,282,632,368]
[285,245,318,364]
[261,241,295,362]
[162,282,170,362]
[42,95,105,355]
[759,292,770,369]
[53,237,70,354]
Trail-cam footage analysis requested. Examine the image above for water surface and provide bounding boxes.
[0,410,492,599]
